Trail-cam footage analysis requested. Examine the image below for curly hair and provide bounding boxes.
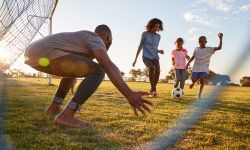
[146,18,163,32]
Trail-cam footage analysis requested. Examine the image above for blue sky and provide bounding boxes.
[9,0,250,82]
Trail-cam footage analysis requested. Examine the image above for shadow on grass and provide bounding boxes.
[5,79,123,149]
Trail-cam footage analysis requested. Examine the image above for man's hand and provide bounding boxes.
[172,61,175,66]
[93,49,153,116]
[186,63,190,69]
[218,32,223,39]
[158,49,164,55]
[127,91,153,115]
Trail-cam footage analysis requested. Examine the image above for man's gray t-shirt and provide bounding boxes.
[25,30,107,61]
[192,47,215,73]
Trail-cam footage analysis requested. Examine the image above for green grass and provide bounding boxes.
[2,78,250,149]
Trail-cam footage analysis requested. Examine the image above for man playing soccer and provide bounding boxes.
[186,33,223,99]
[24,25,153,128]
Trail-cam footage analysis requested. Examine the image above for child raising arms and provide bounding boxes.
[172,38,190,90]
[186,33,223,99]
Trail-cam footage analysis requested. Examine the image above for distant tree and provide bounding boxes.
[0,59,9,78]
[141,68,149,81]
[0,59,8,72]
[165,68,175,83]
[208,70,216,84]
[129,69,143,81]
[37,71,44,78]
[168,68,175,79]
[240,76,250,87]
[8,69,24,77]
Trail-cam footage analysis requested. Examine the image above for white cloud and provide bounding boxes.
[188,35,199,42]
[197,0,234,12]
[184,12,219,28]
[239,4,250,12]
[188,27,199,34]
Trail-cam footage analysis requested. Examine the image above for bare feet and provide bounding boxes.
[45,102,62,115]
[189,83,194,89]
[54,108,96,128]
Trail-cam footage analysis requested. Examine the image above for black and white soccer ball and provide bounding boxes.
[172,88,184,99]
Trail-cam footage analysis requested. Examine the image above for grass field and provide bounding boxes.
[2,78,250,149]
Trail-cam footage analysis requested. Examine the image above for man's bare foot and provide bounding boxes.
[189,83,194,89]
[45,102,62,115]
[54,108,96,128]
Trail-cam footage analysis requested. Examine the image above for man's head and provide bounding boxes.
[199,36,207,48]
[95,25,112,50]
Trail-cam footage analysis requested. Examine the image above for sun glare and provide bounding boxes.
[0,47,12,60]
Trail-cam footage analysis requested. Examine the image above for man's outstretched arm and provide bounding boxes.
[93,49,153,115]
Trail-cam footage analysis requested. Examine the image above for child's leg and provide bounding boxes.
[174,69,181,88]
[189,78,198,89]
[180,69,186,89]
[198,78,205,98]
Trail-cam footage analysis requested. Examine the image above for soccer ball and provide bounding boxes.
[172,88,184,99]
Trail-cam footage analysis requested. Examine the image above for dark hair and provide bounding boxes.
[175,37,184,44]
[199,36,206,43]
[146,18,163,32]
[95,24,111,35]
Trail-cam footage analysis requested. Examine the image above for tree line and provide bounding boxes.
[129,67,250,87]
[1,59,250,87]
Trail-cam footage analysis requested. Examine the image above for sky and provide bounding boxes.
[2,0,250,83]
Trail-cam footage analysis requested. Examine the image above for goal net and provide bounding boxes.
[0,0,58,69]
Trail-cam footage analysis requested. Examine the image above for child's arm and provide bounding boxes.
[186,54,190,60]
[214,33,223,51]
[158,49,164,54]
[186,56,195,69]
[172,57,175,66]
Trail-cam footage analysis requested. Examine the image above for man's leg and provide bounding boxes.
[28,54,105,127]
[198,78,205,99]
[54,57,105,128]
[45,78,76,115]
[174,69,181,88]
